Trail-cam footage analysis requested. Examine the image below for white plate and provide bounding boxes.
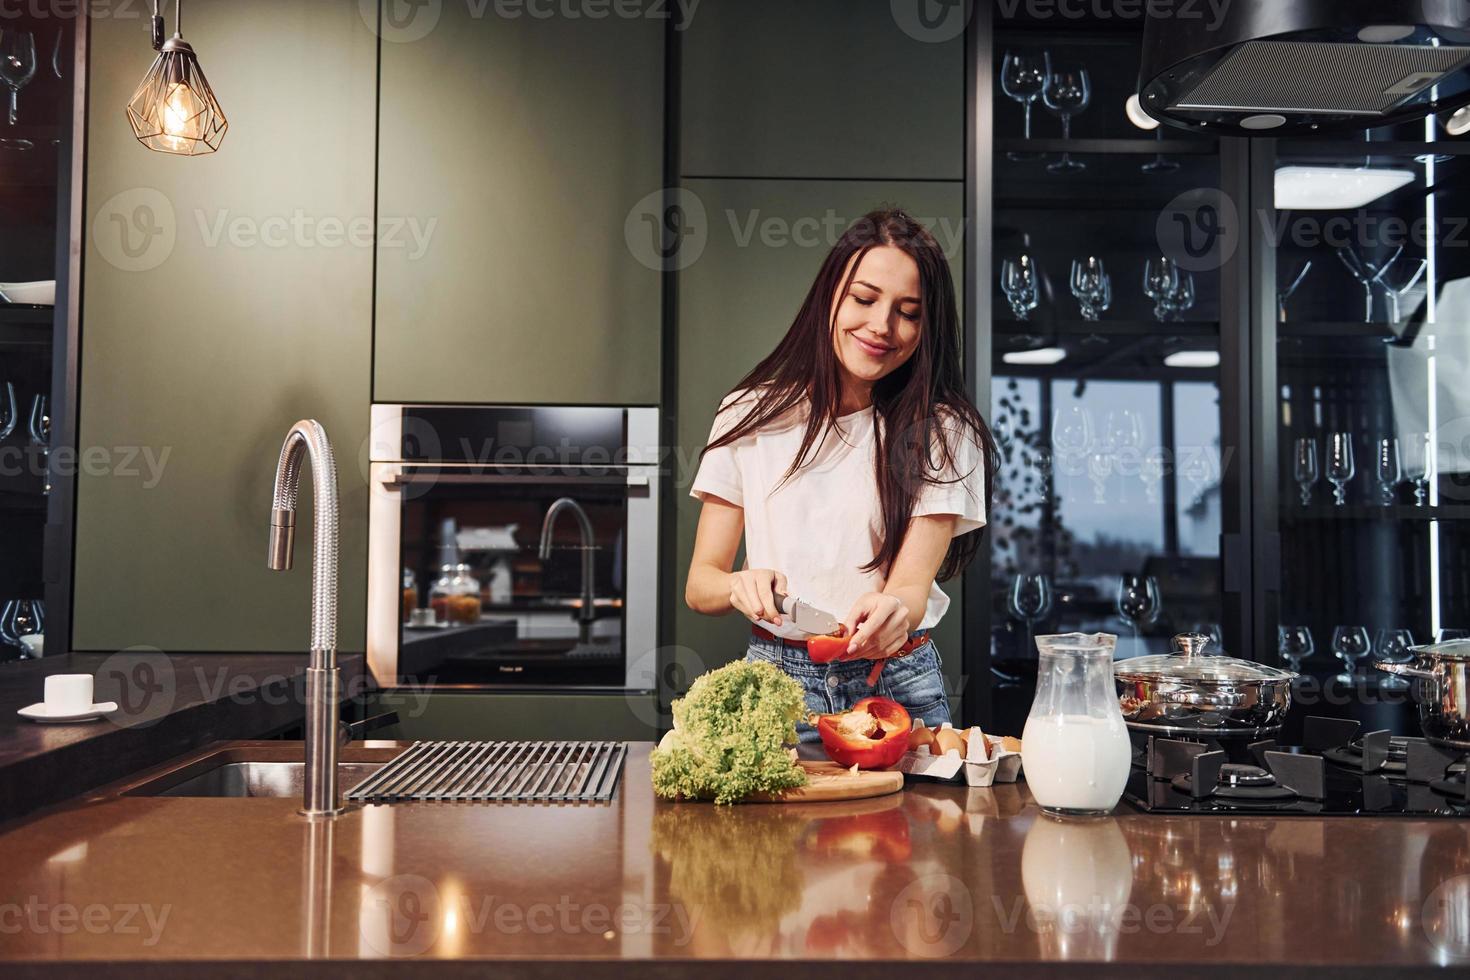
[0,280,55,305]
[17,701,118,723]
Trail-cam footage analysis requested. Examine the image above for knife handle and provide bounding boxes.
[772,590,793,615]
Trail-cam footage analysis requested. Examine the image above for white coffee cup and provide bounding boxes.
[44,674,94,715]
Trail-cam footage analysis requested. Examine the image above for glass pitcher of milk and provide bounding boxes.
[1022,632,1131,816]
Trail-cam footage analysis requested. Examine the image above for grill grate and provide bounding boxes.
[345,740,626,804]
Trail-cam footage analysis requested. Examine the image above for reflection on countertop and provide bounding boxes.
[0,742,1468,974]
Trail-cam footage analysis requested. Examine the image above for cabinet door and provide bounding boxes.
[375,4,663,405]
[680,0,964,180]
[74,0,376,652]
[1266,128,1470,731]
[674,178,966,710]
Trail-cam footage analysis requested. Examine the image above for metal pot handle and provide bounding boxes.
[1375,661,1437,680]
[1158,688,1246,706]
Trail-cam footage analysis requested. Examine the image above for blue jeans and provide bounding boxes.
[744,629,952,743]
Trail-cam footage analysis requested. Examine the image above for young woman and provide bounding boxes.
[685,207,998,741]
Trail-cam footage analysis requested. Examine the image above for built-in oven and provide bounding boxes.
[367,405,659,691]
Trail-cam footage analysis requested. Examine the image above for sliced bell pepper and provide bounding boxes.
[812,696,912,769]
[805,625,850,664]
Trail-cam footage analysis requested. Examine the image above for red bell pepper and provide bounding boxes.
[805,626,850,664]
[813,696,912,769]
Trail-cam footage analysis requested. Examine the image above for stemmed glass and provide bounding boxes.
[0,382,16,440]
[1051,404,1093,480]
[1378,254,1428,324]
[1116,573,1161,658]
[1376,437,1401,506]
[1337,243,1402,323]
[1071,256,1108,320]
[1277,260,1312,323]
[1001,254,1040,320]
[1163,271,1196,321]
[1374,628,1416,692]
[1143,256,1180,323]
[1141,128,1179,175]
[1043,66,1091,174]
[0,598,43,656]
[1278,625,1314,671]
[1002,51,1051,161]
[1294,436,1319,506]
[28,394,48,495]
[1331,624,1371,683]
[1327,431,1355,506]
[0,30,36,150]
[1007,572,1054,664]
[1103,409,1142,503]
[1139,448,1166,504]
[1087,442,1112,504]
[1403,430,1432,507]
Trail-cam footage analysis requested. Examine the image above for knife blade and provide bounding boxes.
[772,590,843,636]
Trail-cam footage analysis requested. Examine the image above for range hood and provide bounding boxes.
[1138,0,1470,135]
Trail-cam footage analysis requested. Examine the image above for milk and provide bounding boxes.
[1021,712,1131,813]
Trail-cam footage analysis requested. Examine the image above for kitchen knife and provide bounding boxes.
[772,590,843,636]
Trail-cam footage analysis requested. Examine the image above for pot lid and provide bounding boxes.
[1114,632,1297,683]
[1412,638,1470,661]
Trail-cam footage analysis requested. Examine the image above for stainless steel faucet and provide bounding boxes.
[537,496,597,641]
[267,420,343,818]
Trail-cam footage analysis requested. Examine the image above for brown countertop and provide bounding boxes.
[0,652,367,822]
[1,740,1468,977]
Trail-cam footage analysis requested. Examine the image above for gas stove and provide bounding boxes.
[1122,716,1470,817]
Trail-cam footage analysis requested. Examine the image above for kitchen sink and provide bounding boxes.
[112,744,400,799]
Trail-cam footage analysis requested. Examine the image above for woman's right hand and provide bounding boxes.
[728,569,789,626]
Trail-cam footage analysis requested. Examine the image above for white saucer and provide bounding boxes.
[17,701,118,723]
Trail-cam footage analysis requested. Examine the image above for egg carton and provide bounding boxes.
[894,721,1023,787]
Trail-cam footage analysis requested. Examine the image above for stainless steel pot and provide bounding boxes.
[1114,633,1297,736]
[1376,639,1470,751]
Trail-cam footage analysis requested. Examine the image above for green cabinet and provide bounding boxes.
[673,178,967,710]
[681,0,964,180]
[73,0,376,652]
[374,4,664,405]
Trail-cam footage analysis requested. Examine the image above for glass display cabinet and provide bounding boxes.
[967,7,1460,733]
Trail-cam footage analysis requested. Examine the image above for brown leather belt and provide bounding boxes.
[751,625,929,687]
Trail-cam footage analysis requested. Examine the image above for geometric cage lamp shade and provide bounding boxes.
[125,3,226,155]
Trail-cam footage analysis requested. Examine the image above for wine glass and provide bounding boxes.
[1331,625,1371,683]
[1001,51,1051,161]
[1042,66,1091,174]
[1117,573,1161,658]
[0,598,42,656]
[1007,572,1053,663]
[1164,271,1196,321]
[1087,444,1112,504]
[0,30,35,150]
[1374,628,1416,692]
[1051,404,1092,478]
[1103,409,1143,502]
[1294,436,1319,506]
[1327,432,1355,506]
[1337,243,1402,323]
[1278,625,1314,671]
[1376,436,1402,506]
[0,381,16,440]
[1140,447,1166,503]
[29,393,49,495]
[1403,430,1432,507]
[1141,127,1179,175]
[1277,259,1312,323]
[1001,254,1040,320]
[1070,256,1108,320]
[1143,256,1180,323]
[1378,254,1427,324]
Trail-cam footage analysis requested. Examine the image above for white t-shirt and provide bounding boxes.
[689,389,988,639]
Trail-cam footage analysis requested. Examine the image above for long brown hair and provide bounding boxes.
[700,207,997,582]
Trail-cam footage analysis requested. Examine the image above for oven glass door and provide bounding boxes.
[395,466,631,687]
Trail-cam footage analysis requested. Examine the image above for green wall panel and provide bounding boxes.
[673,178,968,708]
[374,3,663,404]
[74,0,376,652]
[681,0,964,180]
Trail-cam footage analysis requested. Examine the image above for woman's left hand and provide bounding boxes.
[839,592,912,661]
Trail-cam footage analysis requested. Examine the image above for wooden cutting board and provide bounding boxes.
[743,759,904,803]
